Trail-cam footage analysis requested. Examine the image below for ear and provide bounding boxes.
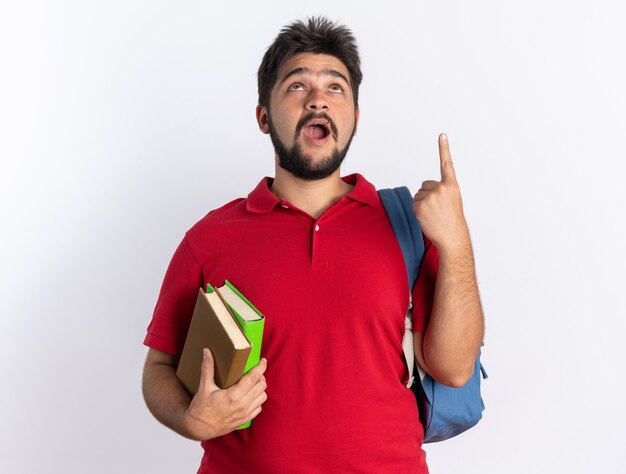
[256,105,270,134]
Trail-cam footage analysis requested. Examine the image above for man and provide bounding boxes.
[142,17,484,473]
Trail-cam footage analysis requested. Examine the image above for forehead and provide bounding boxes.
[276,53,351,84]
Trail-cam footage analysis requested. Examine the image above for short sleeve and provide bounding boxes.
[144,235,204,356]
[411,236,439,333]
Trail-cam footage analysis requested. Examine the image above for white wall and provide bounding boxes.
[2,1,625,472]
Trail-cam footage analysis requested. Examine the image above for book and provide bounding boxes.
[215,281,265,374]
[215,281,265,429]
[176,287,252,394]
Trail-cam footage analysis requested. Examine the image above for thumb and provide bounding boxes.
[198,348,219,395]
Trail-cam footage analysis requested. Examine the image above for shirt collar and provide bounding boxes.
[245,177,280,214]
[246,173,380,214]
[342,173,380,208]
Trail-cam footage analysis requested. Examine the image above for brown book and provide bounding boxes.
[176,287,252,394]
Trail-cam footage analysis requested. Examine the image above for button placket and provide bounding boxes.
[311,220,322,263]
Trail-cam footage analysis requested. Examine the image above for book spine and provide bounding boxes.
[239,318,265,374]
[230,315,265,430]
[222,345,252,389]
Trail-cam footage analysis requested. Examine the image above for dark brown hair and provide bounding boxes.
[257,17,363,108]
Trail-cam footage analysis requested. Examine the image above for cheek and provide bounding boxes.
[267,106,288,132]
[339,114,357,138]
[274,116,295,137]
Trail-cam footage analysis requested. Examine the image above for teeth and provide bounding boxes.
[312,123,328,132]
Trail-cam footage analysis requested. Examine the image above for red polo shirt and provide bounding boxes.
[145,174,438,473]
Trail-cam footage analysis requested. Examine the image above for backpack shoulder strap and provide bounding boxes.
[378,186,426,388]
[378,187,425,288]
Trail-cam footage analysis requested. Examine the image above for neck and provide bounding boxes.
[270,166,354,219]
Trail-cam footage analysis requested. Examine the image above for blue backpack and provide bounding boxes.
[378,186,487,443]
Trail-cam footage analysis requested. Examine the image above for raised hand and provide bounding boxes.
[412,134,470,252]
[183,348,268,440]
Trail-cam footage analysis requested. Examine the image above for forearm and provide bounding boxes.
[142,360,198,441]
[423,235,484,385]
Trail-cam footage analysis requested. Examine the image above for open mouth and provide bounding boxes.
[302,120,332,142]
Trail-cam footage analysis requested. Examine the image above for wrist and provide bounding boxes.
[180,408,215,441]
[433,230,472,258]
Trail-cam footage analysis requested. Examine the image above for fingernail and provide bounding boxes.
[203,348,208,360]
[441,133,448,141]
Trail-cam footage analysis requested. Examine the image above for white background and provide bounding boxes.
[2,1,625,473]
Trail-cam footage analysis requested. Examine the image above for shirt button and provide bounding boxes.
[315,224,320,231]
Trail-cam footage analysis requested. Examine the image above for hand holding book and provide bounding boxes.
[182,349,268,440]
[176,281,266,431]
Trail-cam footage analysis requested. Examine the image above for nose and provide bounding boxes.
[305,88,328,111]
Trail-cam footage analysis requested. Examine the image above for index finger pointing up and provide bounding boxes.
[439,133,456,182]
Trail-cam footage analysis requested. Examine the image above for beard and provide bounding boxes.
[267,112,356,181]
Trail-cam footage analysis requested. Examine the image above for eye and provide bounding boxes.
[328,84,344,93]
[288,83,305,92]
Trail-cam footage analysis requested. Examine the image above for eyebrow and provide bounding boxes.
[280,67,351,87]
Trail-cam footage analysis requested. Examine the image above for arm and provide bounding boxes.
[142,347,268,441]
[412,134,484,387]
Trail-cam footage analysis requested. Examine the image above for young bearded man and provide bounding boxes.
[142,17,484,473]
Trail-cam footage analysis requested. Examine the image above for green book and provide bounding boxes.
[214,280,265,429]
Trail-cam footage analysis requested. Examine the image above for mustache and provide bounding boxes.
[295,112,339,141]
